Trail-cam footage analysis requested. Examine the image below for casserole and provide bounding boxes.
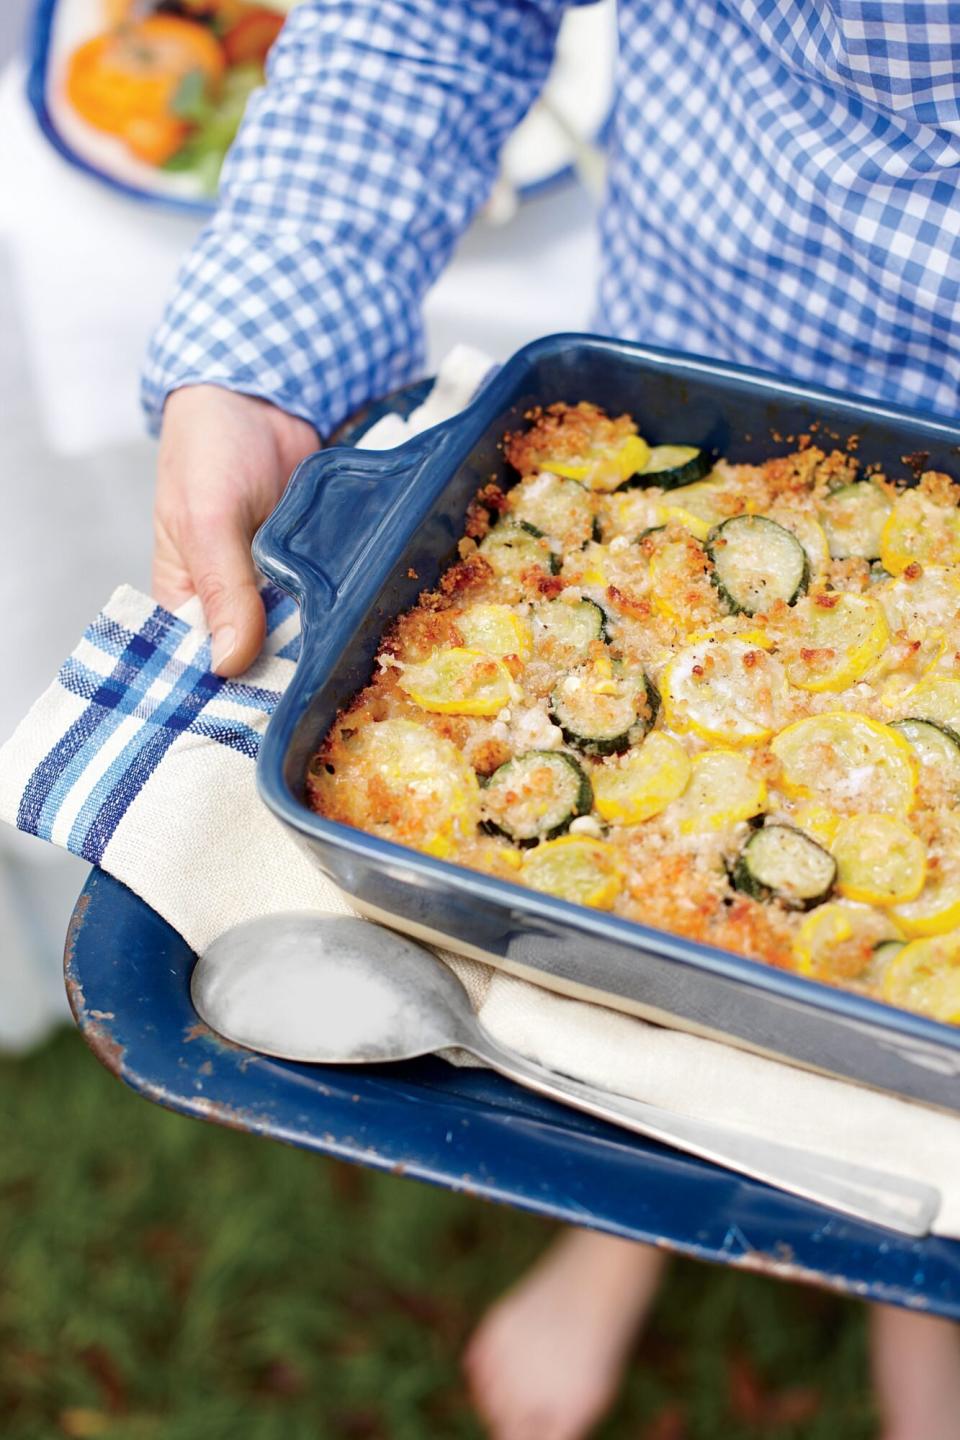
[254,334,960,1111]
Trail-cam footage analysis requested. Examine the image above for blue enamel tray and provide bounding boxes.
[64,866,960,1316]
[254,332,960,1112]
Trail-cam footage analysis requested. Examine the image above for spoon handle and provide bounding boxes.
[466,1032,939,1236]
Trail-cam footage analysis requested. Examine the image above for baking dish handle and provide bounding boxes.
[253,426,458,614]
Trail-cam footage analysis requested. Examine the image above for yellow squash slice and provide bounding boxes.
[767,506,831,579]
[880,490,960,575]
[667,477,744,528]
[592,732,692,825]
[521,836,623,909]
[877,566,960,637]
[793,802,842,846]
[831,814,926,906]
[317,718,480,859]
[819,482,891,561]
[662,637,789,745]
[568,540,610,587]
[882,931,960,1022]
[784,593,888,693]
[653,504,710,541]
[548,434,651,492]
[456,604,533,661]
[770,712,917,814]
[647,531,716,628]
[890,880,960,938]
[673,748,767,833]
[900,675,960,736]
[399,647,516,716]
[794,901,903,983]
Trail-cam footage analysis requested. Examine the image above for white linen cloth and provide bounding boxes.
[2,346,960,1236]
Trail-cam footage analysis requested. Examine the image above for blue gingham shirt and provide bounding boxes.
[143,1,960,436]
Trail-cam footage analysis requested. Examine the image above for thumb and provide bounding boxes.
[186,519,267,677]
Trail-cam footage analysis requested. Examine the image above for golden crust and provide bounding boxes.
[505,402,637,476]
[308,405,960,1017]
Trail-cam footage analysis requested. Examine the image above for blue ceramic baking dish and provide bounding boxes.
[254,333,960,1112]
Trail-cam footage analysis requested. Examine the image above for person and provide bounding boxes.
[144,4,960,1436]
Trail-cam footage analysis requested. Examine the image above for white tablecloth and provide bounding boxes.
[0,58,599,1045]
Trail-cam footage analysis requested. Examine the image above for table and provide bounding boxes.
[67,867,960,1319]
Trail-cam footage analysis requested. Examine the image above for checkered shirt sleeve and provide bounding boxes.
[597,0,960,415]
[145,0,960,429]
[141,0,566,437]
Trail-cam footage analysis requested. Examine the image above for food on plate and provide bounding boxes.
[309,399,960,1024]
[64,0,289,183]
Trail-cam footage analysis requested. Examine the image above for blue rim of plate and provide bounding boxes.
[26,0,214,213]
[25,0,612,214]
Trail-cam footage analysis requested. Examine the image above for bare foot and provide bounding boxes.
[871,1303,960,1440]
[463,1228,667,1440]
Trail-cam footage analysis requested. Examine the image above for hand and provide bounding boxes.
[154,385,318,676]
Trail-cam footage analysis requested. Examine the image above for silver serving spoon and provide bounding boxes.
[191,913,940,1236]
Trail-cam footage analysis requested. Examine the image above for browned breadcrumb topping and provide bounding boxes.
[309,402,960,1023]
[505,401,637,475]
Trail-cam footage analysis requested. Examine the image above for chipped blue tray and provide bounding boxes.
[66,871,960,1317]
[63,371,960,1318]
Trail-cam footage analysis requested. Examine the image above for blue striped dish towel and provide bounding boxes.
[0,579,335,952]
[3,347,960,1237]
[0,343,497,956]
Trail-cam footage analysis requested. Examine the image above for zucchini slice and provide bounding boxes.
[707,515,808,616]
[507,471,595,550]
[479,522,561,578]
[732,824,836,910]
[621,445,712,491]
[533,597,608,658]
[873,939,905,968]
[869,939,905,990]
[550,668,659,757]
[481,751,592,846]
[819,482,891,561]
[891,718,960,797]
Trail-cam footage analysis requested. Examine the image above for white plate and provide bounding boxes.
[29,0,616,213]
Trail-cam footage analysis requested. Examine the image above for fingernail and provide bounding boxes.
[211,626,237,673]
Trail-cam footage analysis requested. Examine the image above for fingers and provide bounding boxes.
[186,518,267,676]
[152,511,198,612]
[154,385,318,677]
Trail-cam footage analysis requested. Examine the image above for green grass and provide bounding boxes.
[0,1031,876,1439]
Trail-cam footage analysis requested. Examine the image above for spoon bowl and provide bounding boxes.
[191,912,940,1236]
[193,913,474,1063]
